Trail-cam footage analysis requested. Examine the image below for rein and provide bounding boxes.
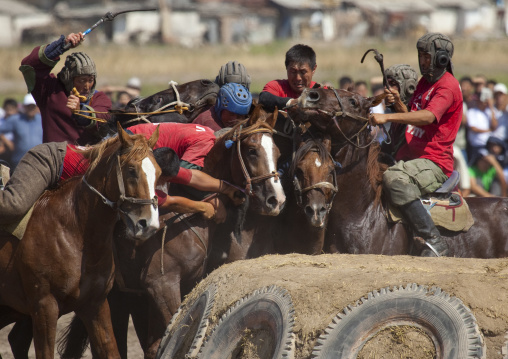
[231,124,280,197]
[82,154,158,215]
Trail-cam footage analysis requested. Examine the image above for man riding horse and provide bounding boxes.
[370,33,463,257]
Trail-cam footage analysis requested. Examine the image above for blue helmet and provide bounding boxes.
[215,83,252,118]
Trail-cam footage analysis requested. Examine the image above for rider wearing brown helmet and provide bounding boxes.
[370,33,463,257]
[19,32,111,146]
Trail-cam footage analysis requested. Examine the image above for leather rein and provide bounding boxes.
[82,154,158,215]
[231,124,280,197]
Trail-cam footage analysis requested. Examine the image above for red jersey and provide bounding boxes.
[128,123,215,167]
[395,72,463,176]
[192,107,223,132]
[262,79,318,99]
[59,144,192,185]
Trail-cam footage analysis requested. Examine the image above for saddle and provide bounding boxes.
[388,170,474,232]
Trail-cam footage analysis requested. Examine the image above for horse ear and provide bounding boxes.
[266,106,278,128]
[248,104,262,126]
[117,122,134,147]
[369,92,387,108]
[147,125,160,149]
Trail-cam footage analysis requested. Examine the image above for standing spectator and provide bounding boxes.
[467,87,497,159]
[354,80,368,97]
[459,76,475,107]
[258,44,322,112]
[490,83,508,142]
[0,94,42,168]
[19,32,111,146]
[100,76,142,101]
[112,91,133,110]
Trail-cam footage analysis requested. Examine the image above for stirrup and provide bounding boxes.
[424,242,441,257]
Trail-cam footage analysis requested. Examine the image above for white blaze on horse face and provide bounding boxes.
[261,134,286,205]
[315,158,322,167]
[141,157,159,229]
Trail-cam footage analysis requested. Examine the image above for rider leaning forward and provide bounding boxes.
[19,32,111,146]
[370,33,463,257]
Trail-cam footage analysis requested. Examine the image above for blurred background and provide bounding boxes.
[1,0,508,102]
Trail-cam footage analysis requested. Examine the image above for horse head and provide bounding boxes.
[81,123,161,240]
[288,88,385,148]
[110,79,219,130]
[291,136,338,228]
[205,105,286,216]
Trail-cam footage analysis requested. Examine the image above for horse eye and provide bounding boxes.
[128,166,138,177]
[248,148,257,157]
[349,98,357,106]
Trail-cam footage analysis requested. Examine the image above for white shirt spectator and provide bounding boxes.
[467,107,492,147]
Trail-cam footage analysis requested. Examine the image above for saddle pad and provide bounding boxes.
[0,206,35,240]
[388,193,474,232]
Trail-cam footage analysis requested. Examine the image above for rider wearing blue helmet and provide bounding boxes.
[193,82,252,132]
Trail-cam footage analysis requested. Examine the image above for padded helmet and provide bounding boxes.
[416,33,454,83]
[215,61,251,90]
[215,83,252,118]
[57,52,97,100]
[385,64,419,106]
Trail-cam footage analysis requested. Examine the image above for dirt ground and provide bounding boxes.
[184,253,508,359]
[0,315,143,358]
[2,253,508,358]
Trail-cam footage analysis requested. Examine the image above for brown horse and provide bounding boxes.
[108,79,219,132]
[0,126,161,358]
[274,136,338,255]
[288,87,508,257]
[58,105,286,359]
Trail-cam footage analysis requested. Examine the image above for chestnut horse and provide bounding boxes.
[108,79,219,132]
[0,126,161,359]
[58,106,286,359]
[288,87,508,258]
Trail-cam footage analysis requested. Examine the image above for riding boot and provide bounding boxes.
[399,199,449,257]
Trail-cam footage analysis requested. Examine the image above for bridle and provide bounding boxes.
[229,124,280,197]
[310,89,377,149]
[83,154,158,216]
[293,150,338,211]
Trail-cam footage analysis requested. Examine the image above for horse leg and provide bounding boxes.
[8,317,32,359]
[31,296,59,359]
[77,299,121,359]
[108,286,131,359]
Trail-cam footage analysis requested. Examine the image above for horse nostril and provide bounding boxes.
[137,219,148,231]
[305,205,315,218]
[319,207,327,217]
[267,196,278,209]
[308,91,320,102]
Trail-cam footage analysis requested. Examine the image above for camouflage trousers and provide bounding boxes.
[383,158,449,207]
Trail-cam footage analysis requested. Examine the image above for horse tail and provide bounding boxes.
[57,314,90,359]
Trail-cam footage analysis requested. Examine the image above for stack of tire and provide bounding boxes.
[156,253,508,359]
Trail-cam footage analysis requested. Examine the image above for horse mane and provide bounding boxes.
[290,138,330,177]
[80,133,152,176]
[366,141,389,205]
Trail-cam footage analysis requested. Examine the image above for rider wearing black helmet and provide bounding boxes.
[370,33,462,257]
[20,32,111,146]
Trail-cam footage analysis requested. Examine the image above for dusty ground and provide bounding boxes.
[184,253,508,359]
[0,315,143,358]
[2,253,508,358]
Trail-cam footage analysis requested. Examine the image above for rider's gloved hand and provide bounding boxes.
[220,180,246,206]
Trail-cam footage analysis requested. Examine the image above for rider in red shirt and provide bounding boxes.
[259,44,322,112]
[370,33,462,257]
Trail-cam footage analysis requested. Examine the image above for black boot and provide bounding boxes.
[400,199,449,257]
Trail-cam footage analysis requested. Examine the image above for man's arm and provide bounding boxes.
[370,109,436,127]
[159,192,215,219]
[187,169,245,205]
[258,92,292,112]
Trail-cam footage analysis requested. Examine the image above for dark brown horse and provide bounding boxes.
[107,79,219,131]
[0,126,161,359]
[288,87,508,258]
[58,106,286,359]
[274,136,338,255]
